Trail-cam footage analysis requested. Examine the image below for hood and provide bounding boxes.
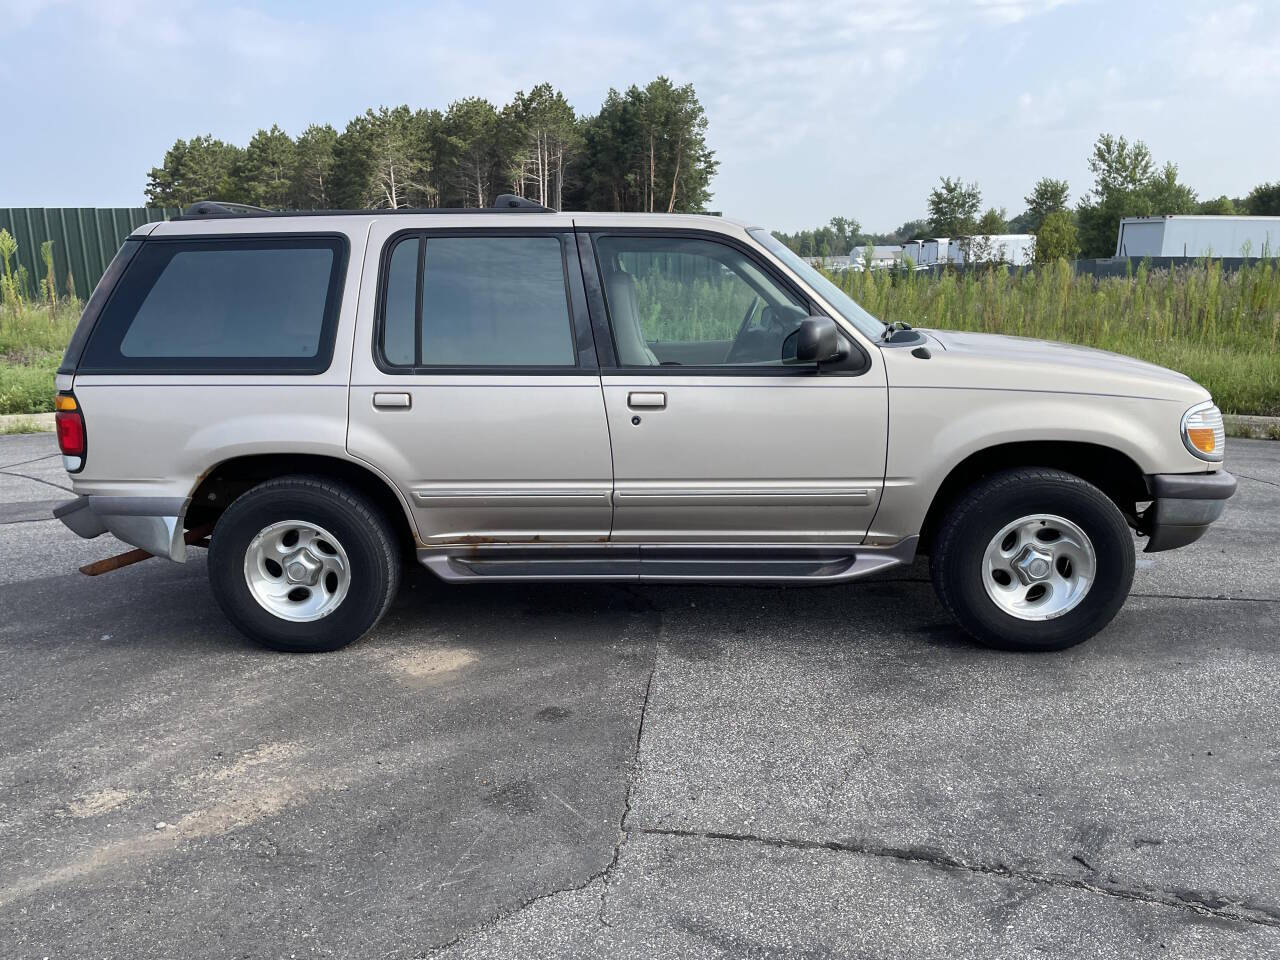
[901,329,1209,403]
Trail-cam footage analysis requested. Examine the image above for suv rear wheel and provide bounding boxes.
[208,476,401,652]
[930,467,1135,651]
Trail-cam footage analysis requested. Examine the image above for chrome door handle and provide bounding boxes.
[373,392,412,409]
[628,392,666,409]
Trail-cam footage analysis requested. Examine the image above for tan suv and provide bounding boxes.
[52,198,1235,653]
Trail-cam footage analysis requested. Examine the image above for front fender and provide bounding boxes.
[869,387,1205,541]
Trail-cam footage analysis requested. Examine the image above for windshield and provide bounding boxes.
[748,228,887,340]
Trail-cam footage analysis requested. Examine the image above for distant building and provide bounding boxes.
[849,245,903,270]
[948,234,1036,266]
[1115,216,1280,258]
[802,254,851,271]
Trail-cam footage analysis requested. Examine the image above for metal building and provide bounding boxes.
[1114,216,1280,258]
[849,245,903,270]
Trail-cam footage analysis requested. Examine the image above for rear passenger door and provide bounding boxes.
[346,224,613,546]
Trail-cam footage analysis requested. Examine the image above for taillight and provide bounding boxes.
[55,392,86,471]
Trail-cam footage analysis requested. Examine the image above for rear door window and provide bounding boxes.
[80,235,347,373]
[379,234,576,368]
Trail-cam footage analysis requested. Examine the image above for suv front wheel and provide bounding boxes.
[208,476,401,652]
[930,467,1135,651]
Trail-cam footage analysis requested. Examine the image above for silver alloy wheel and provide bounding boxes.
[981,514,1096,621]
[243,520,351,622]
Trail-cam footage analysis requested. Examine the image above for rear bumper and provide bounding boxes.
[1138,471,1236,553]
[53,496,189,561]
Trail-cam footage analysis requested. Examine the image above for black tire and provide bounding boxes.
[930,467,1135,652]
[207,476,401,652]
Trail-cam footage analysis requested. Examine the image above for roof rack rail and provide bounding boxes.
[183,200,275,217]
[494,194,552,212]
[171,200,559,221]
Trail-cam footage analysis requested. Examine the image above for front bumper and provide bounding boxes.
[1138,471,1237,553]
[53,496,189,561]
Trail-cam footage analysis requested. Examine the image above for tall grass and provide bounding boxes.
[0,227,81,414]
[0,299,79,414]
[833,259,1280,416]
[1,243,1277,419]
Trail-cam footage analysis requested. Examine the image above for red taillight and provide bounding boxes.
[54,392,86,462]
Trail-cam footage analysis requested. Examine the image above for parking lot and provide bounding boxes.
[0,432,1276,958]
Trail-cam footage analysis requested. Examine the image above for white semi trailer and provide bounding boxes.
[948,234,1036,265]
[1115,216,1280,258]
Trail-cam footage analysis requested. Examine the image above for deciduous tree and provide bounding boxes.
[1022,177,1070,232]
[1244,182,1280,216]
[976,207,1008,235]
[1076,134,1197,257]
[1034,210,1079,262]
[1195,195,1236,215]
[927,177,982,236]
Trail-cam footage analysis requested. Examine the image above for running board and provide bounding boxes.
[418,538,918,584]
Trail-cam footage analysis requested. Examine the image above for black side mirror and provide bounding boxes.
[794,316,846,364]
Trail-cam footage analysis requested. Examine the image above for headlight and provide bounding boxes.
[1181,400,1225,461]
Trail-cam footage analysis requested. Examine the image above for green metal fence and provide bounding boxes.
[0,207,181,301]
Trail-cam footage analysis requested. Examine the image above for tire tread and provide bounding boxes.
[930,467,1134,651]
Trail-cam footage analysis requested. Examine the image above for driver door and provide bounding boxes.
[585,229,888,544]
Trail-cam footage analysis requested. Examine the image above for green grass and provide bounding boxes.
[0,259,1277,419]
[835,258,1280,417]
[0,417,50,435]
[0,298,79,415]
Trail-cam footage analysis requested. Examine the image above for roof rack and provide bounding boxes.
[175,196,555,220]
[493,194,552,211]
[183,200,275,217]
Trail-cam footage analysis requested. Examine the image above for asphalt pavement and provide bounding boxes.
[0,433,1277,959]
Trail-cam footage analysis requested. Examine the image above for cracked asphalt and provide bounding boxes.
[0,433,1277,959]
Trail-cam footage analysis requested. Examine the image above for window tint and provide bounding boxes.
[593,235,808,368]
[382,237,418,366]
[380,234,575,368]
[749,228,886,339]
[82,236,346,373]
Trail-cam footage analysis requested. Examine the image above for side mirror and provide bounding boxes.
[794,316,846,364]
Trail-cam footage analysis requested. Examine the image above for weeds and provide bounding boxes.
[0,242,1277,419]
[834,259,1280,416]
[0,417,50,435]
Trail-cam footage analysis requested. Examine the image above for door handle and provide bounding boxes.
[628,392,666,409]
[373,392,412,409]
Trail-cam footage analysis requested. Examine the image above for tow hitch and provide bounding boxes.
[78,525,214,577]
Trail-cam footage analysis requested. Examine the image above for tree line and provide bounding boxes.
[782,132,1280,262]
[145,77,717,213]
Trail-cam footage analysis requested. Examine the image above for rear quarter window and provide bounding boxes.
[79,235,348,374]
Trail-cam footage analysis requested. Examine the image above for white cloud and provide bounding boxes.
[1179,3,1280,96]
[4,0,1272,228]
[971,0,1078,24]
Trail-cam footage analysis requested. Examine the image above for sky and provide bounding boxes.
[1,0,1278,232]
